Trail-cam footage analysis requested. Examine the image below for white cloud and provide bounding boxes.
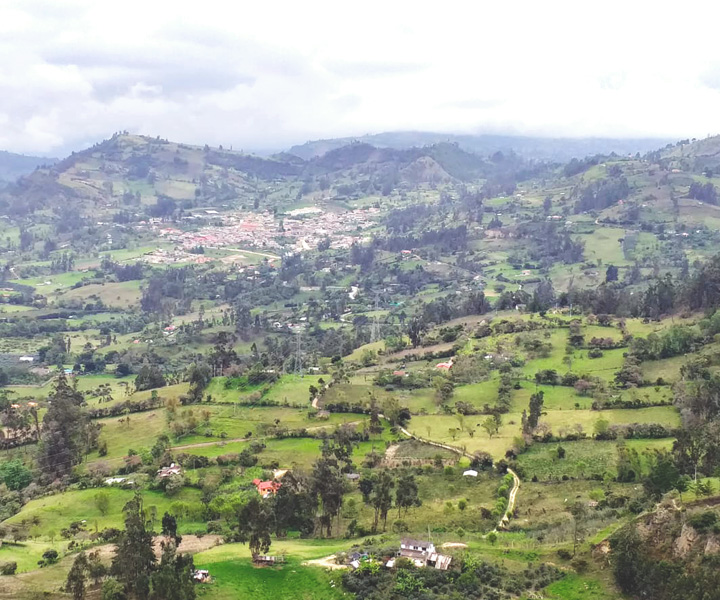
[3,0,720,155]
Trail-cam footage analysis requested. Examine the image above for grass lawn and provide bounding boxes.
[568,348,627,381]
[543,573,619,600]
[453,379,501,410]
[4,488,204,537]
[641,354,688,383]
[396,387,438,414]
[193,541,349,600]
[0,304,34,313]
[10,271,89,292]
[56,280,143,309]
[516,438,675,480]
[205,374,323,406]
[264,375,324,405]
[175,405,365,446]
[581,227,629,266]
[511,383,592,411]
[176,431,394,470]
[0,540,68,573]
[408,406,679,459]
[90,409,168,461]
[345,341,385,362]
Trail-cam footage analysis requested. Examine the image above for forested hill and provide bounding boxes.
[0,150,56,185]
[288,131,673,161]
[649,134,720,174]
[0,132,544,218]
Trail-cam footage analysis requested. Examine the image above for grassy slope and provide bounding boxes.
[4,488,204,534]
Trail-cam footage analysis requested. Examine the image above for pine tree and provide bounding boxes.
[371,470,395,532]
[37,373,88,481]
[149,542,196,600]
[527,391,545,432]
[65,552,89,600]
[395,473,420,518]
[161,512,181,545]
[112,494,156,598]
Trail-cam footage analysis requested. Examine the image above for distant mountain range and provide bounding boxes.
[3,130,710,221]
[288,132,675,162]
[0,150,56,185]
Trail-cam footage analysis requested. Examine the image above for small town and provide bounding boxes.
[145,206,379,256]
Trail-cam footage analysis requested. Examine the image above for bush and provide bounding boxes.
[392,520,409,533]
[688,511,718,533]
[163,475,185,497]
[557,548,572,560]
[39,549,59,567]
[470,451,494,470]
[571,558,589,573]
[0,561,17,575]
[102,578,127,600]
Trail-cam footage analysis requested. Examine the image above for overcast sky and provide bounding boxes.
[3,0,720,156]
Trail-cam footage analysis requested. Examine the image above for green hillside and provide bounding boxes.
[3,133,720,600]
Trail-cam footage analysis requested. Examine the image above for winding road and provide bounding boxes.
[395,424,520,530]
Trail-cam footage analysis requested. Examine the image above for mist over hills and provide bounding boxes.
[288,131,675,162]
[0,150,57,185]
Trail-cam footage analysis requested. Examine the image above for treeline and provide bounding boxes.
[343,554,563,600]
[688,181,718,204]
[575,175,630,212]
[516,222,585,265]
[379,224,469,253]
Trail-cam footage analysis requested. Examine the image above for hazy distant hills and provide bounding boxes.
[289,131,674,162]
[0,150,56,184]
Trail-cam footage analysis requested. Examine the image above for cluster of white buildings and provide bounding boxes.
[146,208,378,255]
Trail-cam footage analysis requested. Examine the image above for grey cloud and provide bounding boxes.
[44,46,256,99]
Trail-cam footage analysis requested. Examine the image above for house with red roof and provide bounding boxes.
[252,478,281,498]
[435,358,454,370]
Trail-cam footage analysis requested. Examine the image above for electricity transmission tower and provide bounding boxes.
[294,325,304,376]
[370,292,381,342]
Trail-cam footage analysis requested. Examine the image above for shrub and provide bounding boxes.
[0,561,17,575]
[392,520,409,533]
[101,578,127,600]
[688,511,718,533]
[571,558,589,573]
[163,475,185,497]
[39,549,59,567]
[470,451,494,470]
[556,548,572,560]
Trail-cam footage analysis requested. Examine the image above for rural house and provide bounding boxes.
[252,478,281,497]
[391,538,452,570]
[157,463,182,478]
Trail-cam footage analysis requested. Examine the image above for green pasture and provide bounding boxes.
[516,438,675,480]
[193,542,347,600]
[4,488,204,537]
[56,280,142,309]
[408,406,679,459]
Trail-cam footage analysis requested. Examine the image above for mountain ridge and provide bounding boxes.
[289,131,675,162]
[0,150,57,185]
